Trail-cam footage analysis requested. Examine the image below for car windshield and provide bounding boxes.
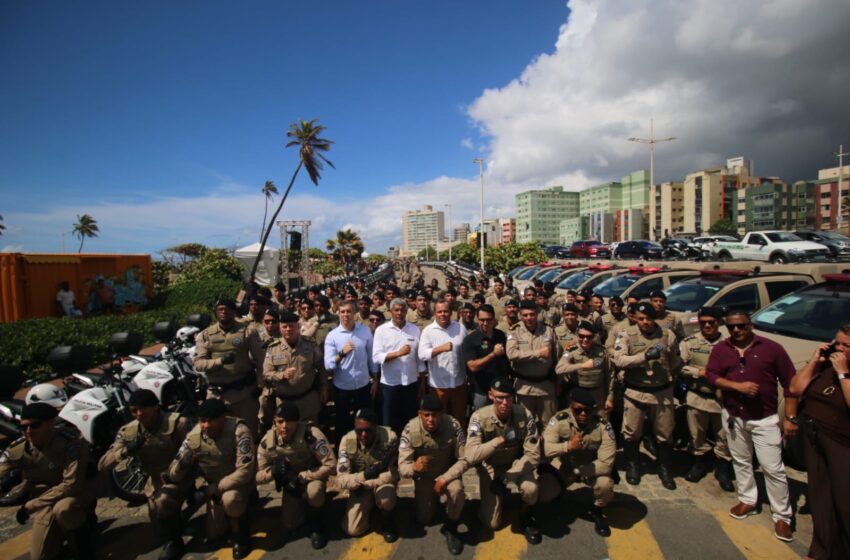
[821,232,850,241]
[507,266,525,277]
[764,232,802,243]
[557,270,594,290]
[517,267,541,280]
[663,281,723,312]
[594,274,640,297]
[537,268,566,283]
[753,287,850,342]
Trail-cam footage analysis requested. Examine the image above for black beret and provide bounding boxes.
[419,394,444,412]
[576,320,596,333]
[21,402,58,421]
[505,299,519,307]
[198,398,227,419]
[579,288,593,298]
[280,310,300,323]
[461,302,476,311]
[128,389,159,408]
[635,302,656,318]
[404,289,417,299]
[274,282,287,291]
[698,306,724,320]
[215,298,237,311]
[360,295,372,304]
[386,285,401,296]
[308,285,320,293]
[368,310,385,320]
[627,302,640,314]
[543,281,555,291]
[493,277,504,284]
[478,304,496,316]
[445,288,458,296]
[562,303,579,313]
[609,296,624,306]
[315,295,331,309]
[355,408,378,423]
[416,290,430,299]
[490,376,516,394]
[263,308,280,321]
[570,387,597,407]
[472,294,486,303]
[275,401,300,421]
[649,290,667,300]
[519,300,537,310]
[566,289,578,296]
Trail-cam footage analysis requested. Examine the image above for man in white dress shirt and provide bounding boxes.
[419,301,469,428]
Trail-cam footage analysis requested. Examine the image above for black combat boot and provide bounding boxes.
[307,507,327,550]
[158,516,185,560]
[232,516,252,559]
[521,507,542,545]
[642,433,658,457]
[657,443,677,490]
[380,509,398,543]
[685,453,709,483]
[441,519,463,555]
[714,458,735,492]
[589,506,611,537]
[624,441,641,485]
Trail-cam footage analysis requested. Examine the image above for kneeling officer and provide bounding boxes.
[538,387,617,536]
[398,394,468,555]
[256,402,336,549]
[99,389,193,560]
[0,403,96,560]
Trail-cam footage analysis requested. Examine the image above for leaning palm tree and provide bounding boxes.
[72,214,99,252]
[259,180,278,241]
[326,228,364,263]
[250,119,334,280]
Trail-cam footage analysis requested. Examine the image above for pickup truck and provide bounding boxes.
[712,231,831,263]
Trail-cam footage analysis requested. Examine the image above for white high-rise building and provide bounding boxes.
[402,205,445,257]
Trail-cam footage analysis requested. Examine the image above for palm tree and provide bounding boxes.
[72,214,99,252]
[326,228,364,263]
[250,119,334,280]
[259,180,278,241]
[0,215,5,236]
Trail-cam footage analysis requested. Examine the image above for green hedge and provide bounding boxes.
[0,277,241,381]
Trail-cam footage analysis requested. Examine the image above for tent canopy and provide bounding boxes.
[233,243,280,286]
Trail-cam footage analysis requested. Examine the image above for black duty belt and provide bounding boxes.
[213,372,256,392]
[624,381,673,394]
[513,371,556,383]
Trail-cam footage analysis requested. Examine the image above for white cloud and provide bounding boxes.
[460,137,474,150]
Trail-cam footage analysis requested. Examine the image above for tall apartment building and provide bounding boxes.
[814,165,850,232]
[579,181,624,214]
[649,181,685,239]
[453,223,470,242]
[401,205,445,257]
[560,216,588,245]
[515,186,580,244]
[727,178,816,234]
[499,218,516,245]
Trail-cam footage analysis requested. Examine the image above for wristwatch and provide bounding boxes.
[836,372,850,381]
[786,415,799,425]
[337,351,346,360]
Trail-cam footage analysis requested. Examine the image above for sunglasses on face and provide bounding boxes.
[728,323,750,331]
[572,405,594,415]
[354,427,374,434]
[575,299,586,304]
[698,320,718,326]
[577,333,594,340]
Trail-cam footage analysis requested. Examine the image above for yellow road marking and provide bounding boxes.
[605,506,664,560]
[3,529,31,559]
[712,510,799,560]
[206,530,270,560]
[339,531,400,560]
[472,524,527,560]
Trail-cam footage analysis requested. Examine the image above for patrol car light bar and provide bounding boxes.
[700,269,750,277]
[823,274,850,283]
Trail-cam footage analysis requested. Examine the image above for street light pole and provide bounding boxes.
[628,118,676,239]
[445,204,452,263]
[836,144,849,233]
[473,158,485,273]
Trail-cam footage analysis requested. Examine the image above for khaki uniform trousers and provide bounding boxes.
[275,390,321,424]
[207,385,260,437]
[538,467,614,508]
[279,480,326,531]
[147,482,186,521]
[413,477,464,524]
[687,408,731,461]
[343,483,397,537]
[205,486,250,539]
[258,386,276,433]
[475,462,539,530]
[31,497,90,560]
[622,396,674,444]
[517,394,557,426]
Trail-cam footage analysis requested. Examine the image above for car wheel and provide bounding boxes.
[770,254,787,264]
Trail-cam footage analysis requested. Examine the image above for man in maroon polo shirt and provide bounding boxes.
[704,310,798,543]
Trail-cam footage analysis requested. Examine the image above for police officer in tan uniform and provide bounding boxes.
[574,290,601,324]
[466,377,542,544]
[398,395,468,555]
[98,390,192,560]
[485,277,511,318]
[610,302,679,490]
[313,295,339,350]
[406,290,434,331]
[554,303,582,353]
[497,299,520,334]
[544,281,564,314]
[597,296,626,346]
[0,403,96,560]
[240,293,270,332]
[534,292,560,327]
[679,307,734,491]
[256,402,336,549]
[507,300,560,425]
[194,299,264,436]
[555,321,611,410]
[168,399,256,559]
[649,290,686,342]
[335,408,400,542]
[538,388,617,536]
[263,311,328,423]
[257,307,282,434]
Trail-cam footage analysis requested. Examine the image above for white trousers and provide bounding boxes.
[722,410,791,523]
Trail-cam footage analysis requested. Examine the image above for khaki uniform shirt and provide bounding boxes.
[656,310,686,342]
[406,309,434,332]
[263,336,326,397]
[543,409,616,478]
[194,322,264,386]
[679,333,723,414]
[507,322,559,396]
[611,325,678,406]
[466,404,540,471]
[169,417,255,491]
[256,423,336,485]
[398,415,467,483]
[335,427,399,491]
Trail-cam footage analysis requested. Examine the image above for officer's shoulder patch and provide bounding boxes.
[683,334,696,342]
[237,435,252,456]
[604,422,616,441]
[555,410,569,421]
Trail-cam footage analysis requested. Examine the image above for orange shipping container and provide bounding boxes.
[0,253,153,323]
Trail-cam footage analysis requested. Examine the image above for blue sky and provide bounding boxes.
[2,0,849,254]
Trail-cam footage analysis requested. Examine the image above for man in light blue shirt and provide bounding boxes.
[325,301,378,443]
